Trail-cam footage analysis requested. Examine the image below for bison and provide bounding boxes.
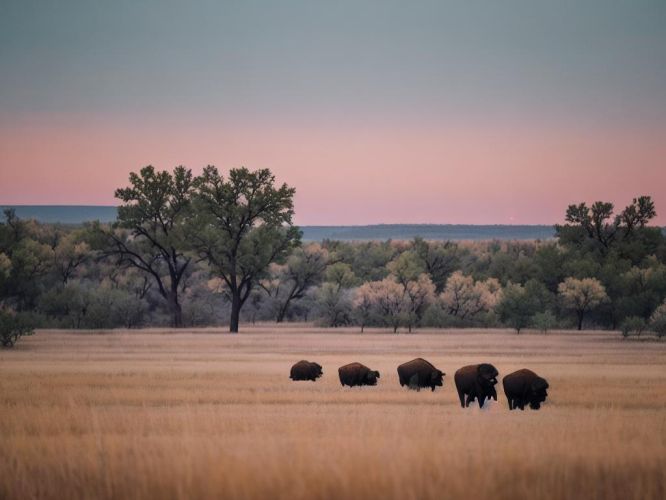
[338,362,380,387]
[397,358,445,392]
[290,360,323,381]
[502,369,549,410]
[454,363,499,408]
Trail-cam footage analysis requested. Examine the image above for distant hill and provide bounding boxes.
[300,224,557,241]
[2,205,119,224]
[11,204,662,242]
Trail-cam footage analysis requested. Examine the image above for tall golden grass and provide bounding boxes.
[1,325,665,500]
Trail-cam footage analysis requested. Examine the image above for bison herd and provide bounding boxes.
[290,358,549,411]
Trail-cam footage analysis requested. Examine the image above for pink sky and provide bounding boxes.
[1,116,664,225]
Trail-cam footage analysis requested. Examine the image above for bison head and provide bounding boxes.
[478,363,499,400]
[365,370,380,385]
[430,370,445,390]
[529,377,549,409]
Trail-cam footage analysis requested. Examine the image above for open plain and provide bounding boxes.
[1,325,665,500]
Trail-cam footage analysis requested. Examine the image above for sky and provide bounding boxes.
[1,0,665,225]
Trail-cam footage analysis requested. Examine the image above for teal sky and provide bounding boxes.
[1,1,665,224]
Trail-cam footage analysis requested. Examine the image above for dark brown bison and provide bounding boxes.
[397,358,445,392]
[454,363,499,408]
[502,369,549,410]
[290,360,323,381]
[338,362,380,387]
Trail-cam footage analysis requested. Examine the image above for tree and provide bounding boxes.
[0,309,33,348]
[272,244,328,322]
[315,283,352,327]
[556,196,658,255]
[387,251,424,288]
[496,283,539,333]
[352,283,375,332]
[412,238,460,293]
[558,277,608,330]
[190,166,299,333]
[103,166,194,327]
[325,262,358,291]
[360,277,408,333]
[649,302,666,339]
[620,316,647,339]
[440,271,500,320]
[532,311,557,334]
[403,274,436,332]
[45,228,90,285]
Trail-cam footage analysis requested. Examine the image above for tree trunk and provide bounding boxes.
[361,324,364,333]
[577,311,584,331]
[393,324,398,333]
[167,291,183,328]
[276,301,289,323]
[230,292,241,333]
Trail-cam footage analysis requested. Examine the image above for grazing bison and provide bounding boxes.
[338,362,380,387]
[503,369,549,410]
[397,358,445,392]
[454,363,499,408]
[290,360,323,381]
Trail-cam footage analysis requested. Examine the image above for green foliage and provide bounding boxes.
[315,283,352,327]
[496,283,539,333]
[190,166,299,332]
[532,311,557,334]
[412,238,460,293]
[0,310,33,348]
[649,303,666,339]
[1,193,665,334]
[620,316,647,339]
[106,165,195,327]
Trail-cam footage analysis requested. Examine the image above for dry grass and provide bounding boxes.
[1,324,665,500]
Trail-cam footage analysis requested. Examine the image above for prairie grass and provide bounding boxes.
[1,325,665,500]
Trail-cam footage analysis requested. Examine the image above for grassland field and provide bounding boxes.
[1,325,665,500]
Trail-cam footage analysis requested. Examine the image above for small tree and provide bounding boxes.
[315,283,352,327]
[558,277,608,330]
[404,274,436,332]
[496,283,539,333]
[620,316,647,339]
[649,303,666,339]
[272,244,328,322]
[440,271,500,320]
[352,283,375,332]
[0,310,33,348]
[532,311,557,334]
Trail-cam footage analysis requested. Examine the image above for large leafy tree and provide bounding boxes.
[104,166,194,327]
[190,166,299,333]
[556,196,658,257]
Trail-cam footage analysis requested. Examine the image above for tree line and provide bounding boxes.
[1,166,665,345]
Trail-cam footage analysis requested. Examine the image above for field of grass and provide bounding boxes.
[1,325,665,500]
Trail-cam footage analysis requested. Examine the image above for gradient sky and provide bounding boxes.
[1,0,665,225]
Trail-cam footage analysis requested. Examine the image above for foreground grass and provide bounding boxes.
[1,325,665,500]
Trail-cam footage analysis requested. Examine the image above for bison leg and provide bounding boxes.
[465,393,475,407]
[478,395,485,408]
[457,389,466,408]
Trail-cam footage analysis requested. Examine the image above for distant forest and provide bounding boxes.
[2,166,666,345]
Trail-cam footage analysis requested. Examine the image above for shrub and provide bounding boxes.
[620,316,647,338]
[532,311,557,334]
[0,310,34,348]
[649,303,666,339]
